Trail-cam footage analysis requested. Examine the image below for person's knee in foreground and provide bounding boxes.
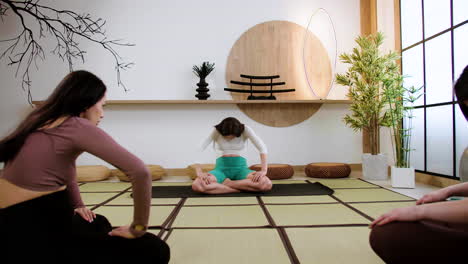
[369,65,468,264]
[192,117,272,194]
[0,70,169,263]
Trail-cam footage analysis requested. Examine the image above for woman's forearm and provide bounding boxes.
[195,163,203,175]
[418,199,468,224]
[260,153,267,171]
[444,182,468,197]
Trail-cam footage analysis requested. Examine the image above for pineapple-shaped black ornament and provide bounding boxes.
[193,61,215,100]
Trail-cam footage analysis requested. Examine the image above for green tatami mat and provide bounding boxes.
[262,195,336,204]
[333,188,414,202]
[166,229,290,264]
[79,182,131,192]
[171,205,269,227]
[184,197,259,205]
[286,227,384,264]
[93,205,175,227]
[266,204,370,226]
[81,193,120,205]
[350,201,417,219]
[316,179,378,189]
[106,192,181,205]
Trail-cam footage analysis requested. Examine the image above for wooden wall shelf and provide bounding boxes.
[32,99,351,106]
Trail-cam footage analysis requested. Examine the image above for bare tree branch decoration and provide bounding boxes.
[0,0,134,104]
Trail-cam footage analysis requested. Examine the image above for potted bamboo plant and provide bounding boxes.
[193,61,215,100]
[383,73,422,188]
[335,32,395,180]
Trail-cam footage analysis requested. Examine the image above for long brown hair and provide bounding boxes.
[0,70,107,163]
[214,117,245,137]
[455,65,468,120]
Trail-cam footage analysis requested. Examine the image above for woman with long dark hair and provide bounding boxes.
[369,65,468,263]
[192,117,272,194]
[0,70,169,263]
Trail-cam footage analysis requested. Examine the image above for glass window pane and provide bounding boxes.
[410,108,425,171]
[402,44,424,106]
[425,32,453,105]
[401,0,423,48]
[454,24,468,80]
[427,105,453,176]
[453,0,468,25]
[456,105,468,178]
[423,0,451,38]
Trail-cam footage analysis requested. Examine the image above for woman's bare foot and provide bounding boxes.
[223,178,233,187]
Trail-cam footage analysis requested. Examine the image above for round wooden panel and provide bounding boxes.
[226,20,332,127]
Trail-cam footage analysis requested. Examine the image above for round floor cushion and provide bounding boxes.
[76,165,111,182]
[112,165,166,182]
[249,164,294,180]
[187,164,215,180]
[305,162,351,178]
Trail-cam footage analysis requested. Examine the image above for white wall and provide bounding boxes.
[0,0,396,169]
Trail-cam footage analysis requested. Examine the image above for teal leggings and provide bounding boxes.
[209,156,255,183]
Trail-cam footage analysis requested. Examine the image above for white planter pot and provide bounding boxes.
[391,166,415,188]
[362,153,388,180]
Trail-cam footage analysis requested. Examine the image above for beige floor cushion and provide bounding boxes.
[76,165,111,182]
[112,165,166,182]
[249,164,294,180]
[305,162,351,178]
[187,164,215,180]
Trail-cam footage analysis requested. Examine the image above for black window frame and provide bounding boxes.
[400,0,468,180]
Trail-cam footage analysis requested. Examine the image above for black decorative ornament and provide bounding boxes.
[193,61,215,100]
[195,78,210,100]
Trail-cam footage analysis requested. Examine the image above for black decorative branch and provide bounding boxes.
[0,0,134,104]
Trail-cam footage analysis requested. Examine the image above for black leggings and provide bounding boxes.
[72,214,170,263]
[0,190,170,264]
[370,221,468,264]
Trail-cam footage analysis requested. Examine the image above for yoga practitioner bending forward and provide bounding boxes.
[0,71,169,263]
[192,117,272,194]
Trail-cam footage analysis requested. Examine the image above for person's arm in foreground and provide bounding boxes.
[370,183,468,228]
[67,177,96,222]
[74,119,151,238]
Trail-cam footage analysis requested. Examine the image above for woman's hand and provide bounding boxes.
[252,170,267,182]
[370,206,423,228]
[74,207,96,222]
[416,189,450,205]
[108,225,136,239]
[198,172,212,185]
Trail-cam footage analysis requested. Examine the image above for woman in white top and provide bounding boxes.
[192,117,272,194]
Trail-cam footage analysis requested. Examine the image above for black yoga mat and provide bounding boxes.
[149,182,334,198]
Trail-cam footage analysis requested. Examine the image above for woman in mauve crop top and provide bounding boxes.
[192,117,272,194]
[2,116,151,236]
[0,71,164,248]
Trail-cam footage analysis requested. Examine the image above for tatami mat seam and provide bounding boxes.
[258,196,299,264]
[90,187,132,210]
[278,227,301,264]
[161,198,187,239]
[329,194,374,222]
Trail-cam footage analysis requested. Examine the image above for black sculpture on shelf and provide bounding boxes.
[195,78,210,100]
[193,61,215,100]
[224,74,295,100]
